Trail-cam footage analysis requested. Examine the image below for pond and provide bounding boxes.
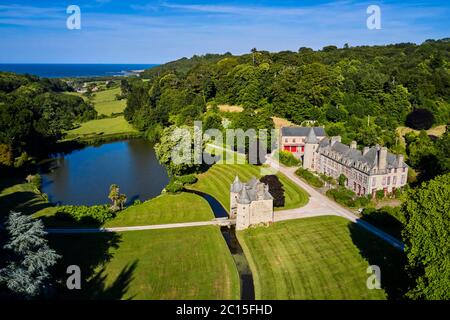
[41,139,169,206]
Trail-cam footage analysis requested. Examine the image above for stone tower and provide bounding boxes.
[303,128,319,170]
[230,176,242,219]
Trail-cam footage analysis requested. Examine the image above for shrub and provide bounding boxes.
[406,109,435,130]
[376,189,385,200]
[295,168,324,188]
[177,174,198,185]
[260,175,285,207]
[165,179,184,193]
[319,173,336,185]
[354,195,371,207]
[326,187,356,207]
[56,205,114,224]
[26,174,42,191]
[338,174,347,186]
[277,150,301,167]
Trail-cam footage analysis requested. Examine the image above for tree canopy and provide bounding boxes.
[402,173,450,300]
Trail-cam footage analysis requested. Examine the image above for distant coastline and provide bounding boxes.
[0,63,158,78]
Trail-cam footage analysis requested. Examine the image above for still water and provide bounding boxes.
[41,139,169,206]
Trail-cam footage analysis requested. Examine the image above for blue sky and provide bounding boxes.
[0,0,449,63]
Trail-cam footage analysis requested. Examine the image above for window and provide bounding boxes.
[382,177,386,185]
[401,175,406,184]
[393,176,397,185]
[394,168,397,174]
[403,167,406,173]
[387,176,391,185]
[293,139,296,143]
[285,139,288,143]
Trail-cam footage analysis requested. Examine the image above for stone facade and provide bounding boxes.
[230,176,274,230]
[279,127,326,160]
[280,127,409,197]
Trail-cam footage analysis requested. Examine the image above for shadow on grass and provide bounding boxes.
[360,209,403,239]
[48,232,137,300]
[348,223,412,300]
[39,212,104,229]
[0,190,53,220]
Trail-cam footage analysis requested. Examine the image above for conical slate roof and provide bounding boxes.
[305,128,318,144]
[237,188,251,204]
[230,175,243,193]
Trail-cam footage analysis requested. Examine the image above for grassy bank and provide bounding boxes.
[49,226,240,300]
[105,193,214,227]
[33,192,215,228]
[0,177,54,219]
[238,216,408,300]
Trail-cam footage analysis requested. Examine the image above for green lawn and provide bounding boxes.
[92,87,126,115]
[65,116,138,139]
[238,216,408,300]
[49,226,240,300]
[190,163,309,212]
[105,193,214,227]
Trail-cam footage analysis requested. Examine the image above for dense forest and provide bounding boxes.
[0,72,97,167]
[124,39,450,181]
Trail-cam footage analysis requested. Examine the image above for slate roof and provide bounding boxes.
[231,176,273,204]
[281,127,326,137]
[317,139,408,173]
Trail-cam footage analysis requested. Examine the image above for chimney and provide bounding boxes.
[331,136,341,145]
[350,141,357,149]
[397,154,404,168]
[363,147,370,156]
[378,147,387,170]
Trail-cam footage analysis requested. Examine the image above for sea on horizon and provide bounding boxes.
[0,63,158,78]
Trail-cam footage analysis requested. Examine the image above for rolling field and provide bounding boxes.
[49,226,240,300]
[67,87,126,116]
[190,163,309,212]
[238,216,408,300]
[65,116,138,139]
[93,87,126,115]
[105,192,214,227]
